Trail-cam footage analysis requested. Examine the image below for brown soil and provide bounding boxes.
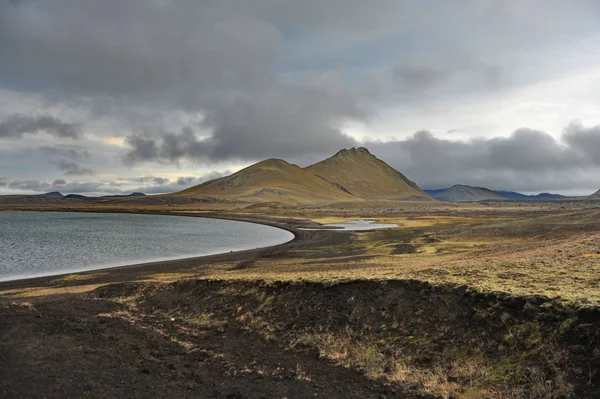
[3,279,600,398]
[0,289,421,399]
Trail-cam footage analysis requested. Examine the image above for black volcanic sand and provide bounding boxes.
[2,212,600,398]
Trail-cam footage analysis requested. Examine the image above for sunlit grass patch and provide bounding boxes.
[149,272,197,282]
[0,284,104,298]
[62,272,107,281]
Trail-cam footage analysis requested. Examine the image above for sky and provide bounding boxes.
[1,1,600,196]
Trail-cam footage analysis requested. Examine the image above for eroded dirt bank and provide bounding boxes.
[2,279,599,398]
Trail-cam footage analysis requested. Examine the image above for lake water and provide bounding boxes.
[324,220,398,230]
[0,211,294,281]
[300,220,398,231]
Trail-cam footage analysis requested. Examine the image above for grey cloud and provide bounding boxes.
[125,85,361,164]
[393,61,504,93]
[134,176,171,185]
[367,125,600,192]
[393,67,447,89]
[8,180,52,191]
[0,114,80,139]
[2,171,227,195]
[0,0,281,99]
[7,179,102,194]
[55,159,95,176]
[6,0,591,166]
[563,123,600,164]
[40,145,90,160]
[134,172,228,194]
[39,145,94,175]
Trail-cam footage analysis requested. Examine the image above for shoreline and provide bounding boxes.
[0,210,349,291]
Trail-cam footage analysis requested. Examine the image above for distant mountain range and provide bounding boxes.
[174,147,431,203]
[424,185,504,202]
[494,191,567,201]
[425,186,570,202]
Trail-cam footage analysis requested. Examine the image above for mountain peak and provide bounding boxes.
[334,147,373,157]
[305,148,430,200]
[253,158,296,169]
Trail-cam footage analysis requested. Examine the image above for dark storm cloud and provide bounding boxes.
[0,114,80,139]
[368,125,600,192]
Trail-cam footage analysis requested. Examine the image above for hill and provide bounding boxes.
[40,191,64,198]
[590,189,600,200]
[428,185,504,202]
[496,191,566,201]
[174,148,431,203]
[174,158,356,203]
[101,192,146,198]
[304,147,430,201]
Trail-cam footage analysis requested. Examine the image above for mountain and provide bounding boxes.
[423,189,447,197]
[304,147,430,201]
[40,191,64,198]
[101,192,147,198]
[427,185,504,202]
[590,189,600,200]
[174,148,431,203]
[495,191,566,201]
[174,158,357,203]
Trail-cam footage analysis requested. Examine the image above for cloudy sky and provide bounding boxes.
[1,1,600,196]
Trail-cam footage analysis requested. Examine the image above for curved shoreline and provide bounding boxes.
[0,211,348,290]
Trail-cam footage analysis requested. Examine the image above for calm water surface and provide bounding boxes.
[324,220,398,231]
[0,211,294,281]
[300,220,398,231]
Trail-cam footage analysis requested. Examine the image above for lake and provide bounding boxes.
[300,219,398,231]
[0,211,294,281]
